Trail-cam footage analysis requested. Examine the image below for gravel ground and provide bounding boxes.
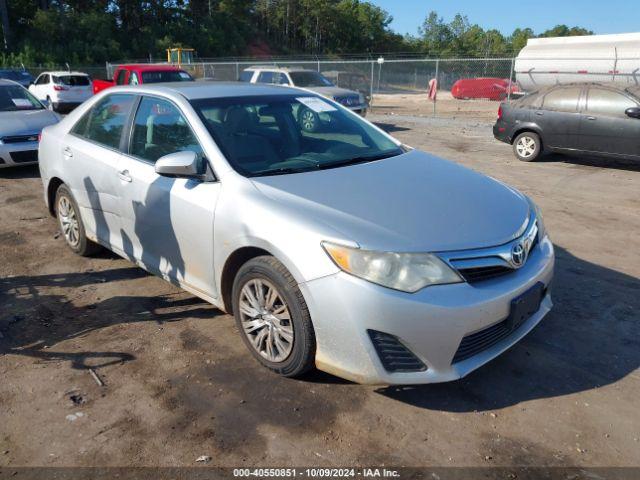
[0,107,639,469]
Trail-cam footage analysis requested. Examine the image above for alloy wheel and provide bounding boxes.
[516,135,537,158]
[238,278,294,363]
[57,195,80,248]
[300,110,316,131]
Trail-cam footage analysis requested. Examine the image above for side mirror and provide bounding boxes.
[155,151,203,179]
[625,107,640,119]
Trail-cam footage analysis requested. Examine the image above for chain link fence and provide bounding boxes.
[5,55,640,121]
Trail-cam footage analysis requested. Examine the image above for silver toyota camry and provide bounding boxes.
[38,82,554,385]
[0,80,59,168]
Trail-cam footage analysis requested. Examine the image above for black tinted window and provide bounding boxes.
[72,94,136,149]
[542,88,581,112]
[141,71,193,83]
[116,70,127,85]
[587,88,637,117]
[55,75,90,86]
[239,71,254,82]
[257,71,276,84]
[130,96,202,163]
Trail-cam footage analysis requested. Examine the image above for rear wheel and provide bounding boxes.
[55,184,101,256]
[513,132,542,162]
[232,256,316,377]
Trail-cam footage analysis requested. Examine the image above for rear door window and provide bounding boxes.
[129,96,203,164]
[542,88,582,112]
[586,88,638,117]
[71,94,136,150]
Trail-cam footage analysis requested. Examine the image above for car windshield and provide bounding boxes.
[0,71,30,81]
[54,75,91,86]
[289,71,334,88]
[191,94,402,177]
[0,85,43,111]
[141,70,194,83]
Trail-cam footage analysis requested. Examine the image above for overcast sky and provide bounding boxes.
[368,0,637,36]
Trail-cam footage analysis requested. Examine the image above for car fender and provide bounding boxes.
[510,122,544,144]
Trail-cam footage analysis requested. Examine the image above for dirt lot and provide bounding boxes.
[1,99,639,469]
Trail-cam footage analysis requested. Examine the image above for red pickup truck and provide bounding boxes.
[93,64,194,94]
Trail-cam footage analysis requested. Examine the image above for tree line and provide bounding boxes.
[0,0,593,66]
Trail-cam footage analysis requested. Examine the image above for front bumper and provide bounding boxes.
[300,236,554,385]
[0,142,39,168]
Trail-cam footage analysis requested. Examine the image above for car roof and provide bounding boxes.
[245,66,314,73]
[0,79,23,86]
[118,64,186,72]
[40,71,90,76]
[109,81,314,100]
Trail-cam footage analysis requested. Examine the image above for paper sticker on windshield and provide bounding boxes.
[296,97,337,113]
[12,98,32,108]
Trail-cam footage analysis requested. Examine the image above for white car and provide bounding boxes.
[29,71,93,112]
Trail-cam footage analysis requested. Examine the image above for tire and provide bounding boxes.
[513,131,542,162]
[54,184,101,256]
[298,107,319,133]
[232,256,316,378]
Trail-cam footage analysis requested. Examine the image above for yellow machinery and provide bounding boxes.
[166,48,195,66]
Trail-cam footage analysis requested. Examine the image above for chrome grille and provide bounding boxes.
[438,215,540,284]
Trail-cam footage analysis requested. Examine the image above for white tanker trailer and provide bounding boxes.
[515,32,640,91]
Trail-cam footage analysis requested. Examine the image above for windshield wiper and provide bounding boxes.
[250,167,315,177]
[316,151,401,170]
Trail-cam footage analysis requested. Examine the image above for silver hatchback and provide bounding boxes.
[38,82,554,385]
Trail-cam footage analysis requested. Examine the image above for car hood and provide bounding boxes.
[251,150,530,252]
[305,86,359,98]
[0,109,59,136]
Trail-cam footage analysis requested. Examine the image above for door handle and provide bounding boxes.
[62,147,73,159]
[535,111,544,116]
[117,169,132,182]
[586,116,597,121]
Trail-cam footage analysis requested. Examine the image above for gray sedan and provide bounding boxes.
[38,82,554,385]
[0,80,60,168]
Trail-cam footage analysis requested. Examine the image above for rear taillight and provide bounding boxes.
[37,133,42,143]
[497,105,503,120]
[53,85,68,91]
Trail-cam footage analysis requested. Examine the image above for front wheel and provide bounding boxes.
[513,132,542,162]
[55,184,101,256]
[232,256,316,377]
[298,107,319,133]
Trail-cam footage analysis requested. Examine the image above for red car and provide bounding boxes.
[451,78,520,101]
[92,64,194,94]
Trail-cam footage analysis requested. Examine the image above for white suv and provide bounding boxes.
[29,71,93,112]
[240,67,368,118]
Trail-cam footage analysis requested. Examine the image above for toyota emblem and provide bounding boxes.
[511,242,527,268]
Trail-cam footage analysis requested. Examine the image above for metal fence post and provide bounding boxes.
[434,59,439,117]
[507,57,515,103]
[370,60,375,106]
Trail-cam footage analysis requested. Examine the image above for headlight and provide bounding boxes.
[322,242,463,293]
[528,198,547,240]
